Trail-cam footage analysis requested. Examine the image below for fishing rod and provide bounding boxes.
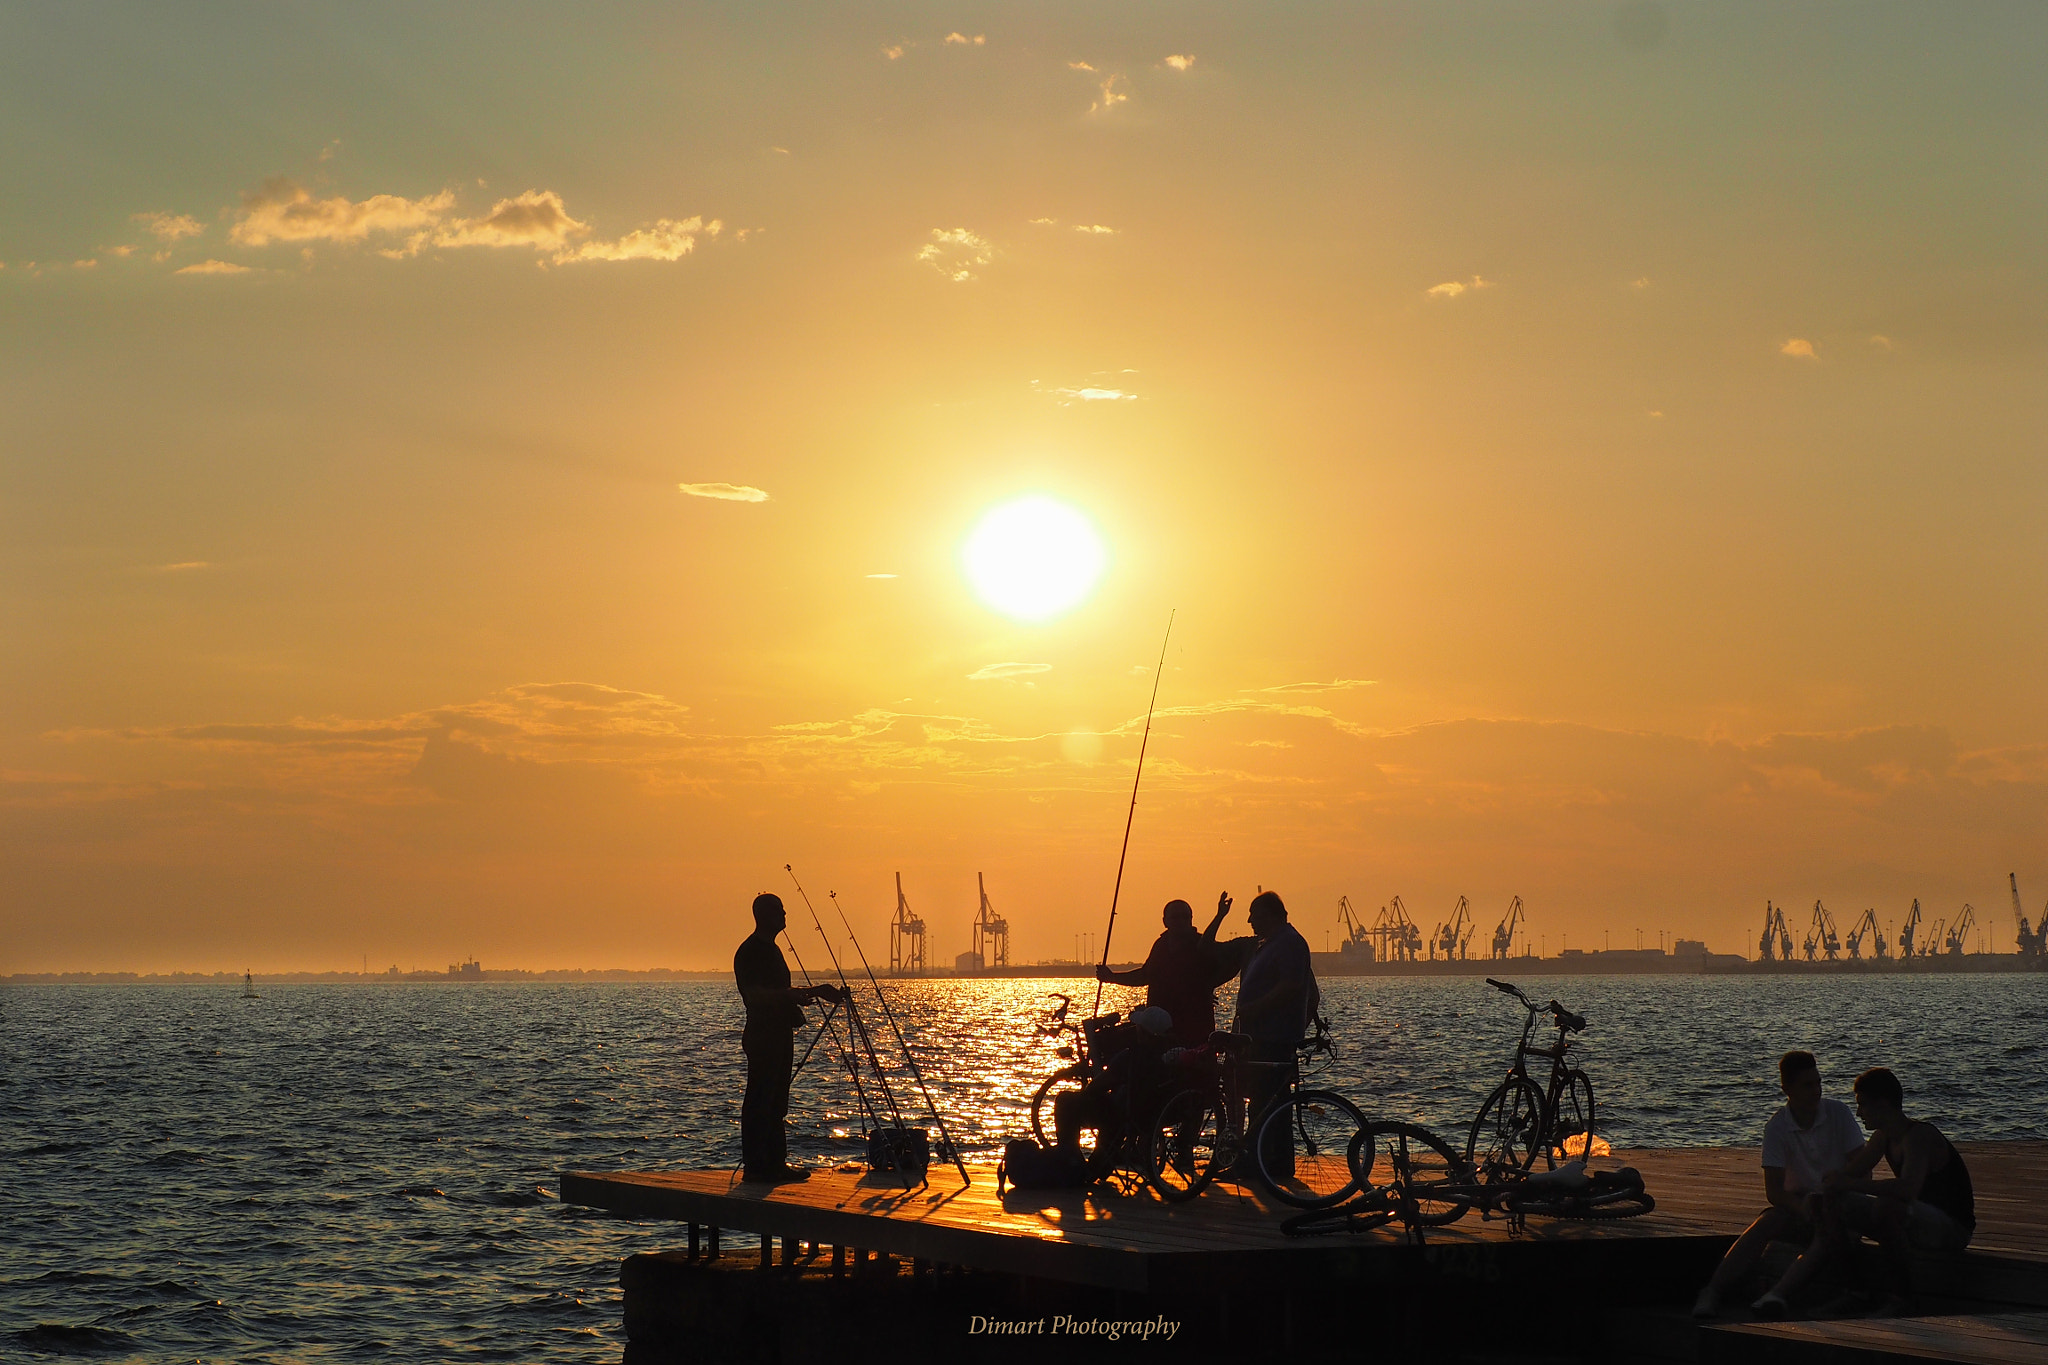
[1091,610,1175,1020]
[776,904,847,1083]
[829,889,972,1187]
[787,865,920,1187]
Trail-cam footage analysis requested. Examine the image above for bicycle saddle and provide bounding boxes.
[1520,1159,1590,1193]
[1548,1003,1587,1032]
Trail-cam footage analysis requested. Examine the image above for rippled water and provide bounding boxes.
[4,974,2043,1362]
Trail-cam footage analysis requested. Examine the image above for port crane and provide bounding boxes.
[1803,900,1842,961]
[971,872,1010,968]
[1432,896,1476,960]
[2013,874,2048,959]
[1491,895,1526,959]
[1944,904,1975,957]
[1759,901,1794,961]
[1337,896,1373,956]
[1899,899,1923,958]
[1844,908,1886,960]
[1372,896,1424,963]
[888,872,927,975]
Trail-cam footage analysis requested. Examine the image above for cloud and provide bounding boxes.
[557,216,719,264]
[967,662,1052,682]
[433,189,589,251]
[134,212,206,243]
[1163,54,1196,71]
[944,32,985,46]
[678,482,769,502]
[1427,276,1495,298]
[1630,276,1652,291]
[1870,334,1894,350]
[1257,679,1377,694]
[1074,224,1117,235]
[175,260,255,276]
[1091,74,1129,114]
[1068,60,1095,72]
[882,43,905,60]
[229,176,453,248]
[917,227,993,282]
[1780,338,1818,359]
[72,259,98,269]
[1028,217,1059,225]
[153,561,212,572]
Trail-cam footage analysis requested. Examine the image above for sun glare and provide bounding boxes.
[961,496,1108,623]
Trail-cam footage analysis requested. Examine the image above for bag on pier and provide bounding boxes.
[997,1138,1087,1193]
[866,1126,931,1176]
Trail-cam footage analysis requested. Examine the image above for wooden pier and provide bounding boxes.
[564,1143,2048,1363]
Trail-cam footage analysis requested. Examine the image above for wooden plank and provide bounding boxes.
[1707,1311,2048,1365]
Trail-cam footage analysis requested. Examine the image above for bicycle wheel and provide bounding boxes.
[1029,1068,1086,1147]
[1467,1075,1544,1185]
[1145,1088,1224,1202]
[1353,1121,1474,1227]
[1548,1070,1597,1165]
[1254,1089,1365,1209]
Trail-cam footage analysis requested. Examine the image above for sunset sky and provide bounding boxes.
[5,3,2045,972]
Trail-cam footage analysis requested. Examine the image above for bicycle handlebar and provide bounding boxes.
[1487,979,1586,1032]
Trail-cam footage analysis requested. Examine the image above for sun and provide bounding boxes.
[960,496,1108,623]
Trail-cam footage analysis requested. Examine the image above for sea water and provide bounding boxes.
[3,974,2043,1362]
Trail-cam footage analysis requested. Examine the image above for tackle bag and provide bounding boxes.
[997,1138,1088,1193]
[866,1126,931,1176]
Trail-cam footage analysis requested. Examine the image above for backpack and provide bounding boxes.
[997,1138,1088,1193]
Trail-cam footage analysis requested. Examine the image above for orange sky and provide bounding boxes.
[4,4,2045,971]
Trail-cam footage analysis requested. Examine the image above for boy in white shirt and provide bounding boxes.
[1691,1050,1864,1317]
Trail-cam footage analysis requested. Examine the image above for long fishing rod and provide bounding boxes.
[830,889,972,1187]
[777,882,878,1138]
[787,865,919,1187]
[1091,610,1175,1020]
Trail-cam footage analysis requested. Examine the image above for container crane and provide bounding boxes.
[2013,875,2047,959]
[1433,896,1476,960]
[1844,908,1885,960]
[1337,896,1373,958]
[1759,901,1793,961]
[1808,900,1842,961]
[971,872,1009,969]
[888,872,927,975]
[1491,895,1526,959]
[1898,899,1923,958]
[1372,896,1424,963]
[1944,904,1975,957]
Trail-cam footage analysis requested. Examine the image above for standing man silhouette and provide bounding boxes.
[734,892,841,1184]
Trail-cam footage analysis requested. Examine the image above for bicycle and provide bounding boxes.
[1465,978,1597,1188]
[1144,1015,1363,1209]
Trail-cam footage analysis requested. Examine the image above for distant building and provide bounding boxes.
[448,959,483,979]
[954,951,985,973]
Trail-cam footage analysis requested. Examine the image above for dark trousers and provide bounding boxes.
[1245,1041,1298,1177]
[741,1028,794,1176]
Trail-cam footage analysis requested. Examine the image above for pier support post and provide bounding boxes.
[831,1244,845,1277]
[760,1234,773,1270]
[687,1222,699,1261]
[708,1226,720,1260]
[782,1235,796,1267]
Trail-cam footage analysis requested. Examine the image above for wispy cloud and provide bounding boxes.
[1068,60,1095,72]
[1780,338,1817,359]
[557,216,719,264]
[678,482,768,502]
[175,260,255,276]
[152,561,213,572]
[1090,74,1129,114]
[967,662,1052,682]
[134,211,205,243]
[882,43,906,60]
[1426,276,1495,299]
[917,227,993,282]
[229,177,453,248]
[944,32,985,46]
[1162,54,1196,71]
[431,189,588,252]
[1073,224,1117,235]
[1869,334,1894,350]
[1630,276,1652,291]
[1257,679,1377,694]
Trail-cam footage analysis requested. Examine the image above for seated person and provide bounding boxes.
[1053,1005,1175,1159]
[1758,1066,1975,1318]
[1692,1050,1863,1317]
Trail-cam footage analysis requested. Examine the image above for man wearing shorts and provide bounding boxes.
[1758,1066,1975,1317]
[1692,1050,1863,1317]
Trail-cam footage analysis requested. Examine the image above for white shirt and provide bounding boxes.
[1761,1097,1864,1194]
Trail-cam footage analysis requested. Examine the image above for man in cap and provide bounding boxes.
[1096,894,1235,1047]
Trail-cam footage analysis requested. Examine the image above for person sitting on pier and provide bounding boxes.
[1222,891,1318,1180]
[734,892,844,1185]
[1691,1050,1863,1317]
[1053,1005,1176,1163]
[1757,1066,1975,1317]
[1094,895,1233,1047]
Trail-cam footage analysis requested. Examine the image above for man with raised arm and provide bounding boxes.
[1691,1050,1863,1317]
[733,892,843,1185]
[1757,1066,1975,1316]
[1095,894,1234,1047]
